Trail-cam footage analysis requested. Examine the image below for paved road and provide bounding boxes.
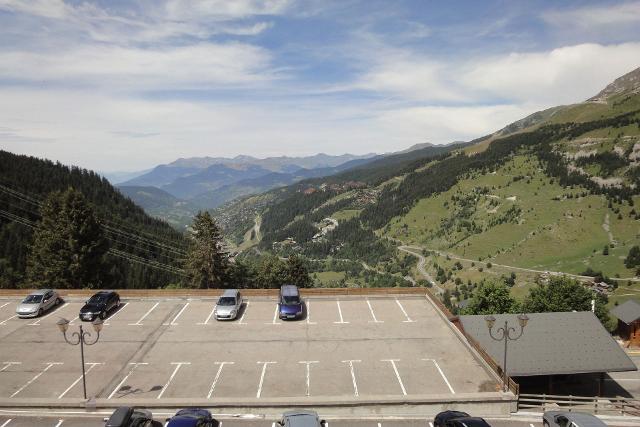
[398,246,442,294]
[0,412,635,427]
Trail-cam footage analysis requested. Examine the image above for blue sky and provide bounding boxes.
[0,0,639,171]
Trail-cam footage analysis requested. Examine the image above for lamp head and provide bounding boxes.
[484,315,496,330]
[56,318,69,333]
[92,318,103,333]
[517,313,529,328]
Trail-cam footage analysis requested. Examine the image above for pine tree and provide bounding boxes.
[286,255,312,288]
[185,211,228,288]
[26,188,108,289]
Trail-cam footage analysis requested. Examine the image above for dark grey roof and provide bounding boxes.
[458,312,637,376]
[610,299,640,325]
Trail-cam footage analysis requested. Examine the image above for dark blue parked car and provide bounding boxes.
[165,408,217,427]
[278,285,303,320]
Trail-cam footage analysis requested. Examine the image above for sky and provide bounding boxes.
[0,0,639,172]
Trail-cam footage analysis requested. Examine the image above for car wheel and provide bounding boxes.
[56,298,62,305]
[100,311,106,320]
[543,421,549,427]
[38,308,43,317]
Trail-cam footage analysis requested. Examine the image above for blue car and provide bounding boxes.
[165,409,217,427]
[278,285,304,320]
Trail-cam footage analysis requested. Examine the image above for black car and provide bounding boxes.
[434,411,471,427]
[80,291,120,321]
[436,414,492,427]
[165,408,218,427]
[104,407,161,427]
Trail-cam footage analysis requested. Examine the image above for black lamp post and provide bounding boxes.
[56,317,103,400]
[484,313,529,392]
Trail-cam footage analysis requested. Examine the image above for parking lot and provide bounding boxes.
[0,295,495,403]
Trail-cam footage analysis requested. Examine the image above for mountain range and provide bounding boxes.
[215,66,640,297]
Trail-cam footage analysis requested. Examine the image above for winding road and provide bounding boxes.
[398,245,444,294]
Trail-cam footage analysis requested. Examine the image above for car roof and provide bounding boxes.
[221,289,239,297]
[29,289,52,295]
[105,407,133,427]
[283,410,318,417]
[546,412,608,427]
[281,285,299,295]
[450,417,490,427]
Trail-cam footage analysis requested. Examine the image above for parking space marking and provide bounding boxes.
[423,358,455,394]
[395,299,414,322]
[58,363,103,399]
[238,301,249,324]
[530,424,535,427]
[28,304,64,325]
[334,301,349,324]
[266,305,281,325]
[378,423,382,427]
[429,422,434,427]
[306,300,316,325]
[381,359,406,395]
[10,362,63,397]
[198,304,217,325]
[298,361,319,396]
[0,362,20,372]
[342,360,361,397]
[108,362,148,399]
[104,302,129,325]
[0,302,11,310]
[207,361,234,398]
[68,316,79,325]
[256,361,276,398]
[0,315,17,325]
[163,303,189,326]
[0,420,11,427]
[157,362,191,399]
[129,302,159,326]
[54,420,63,427]
[367,299,383,323]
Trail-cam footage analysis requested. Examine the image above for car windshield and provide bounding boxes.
[218,297,236,306]
[23,295,43,304]
[283,295,300,304]
[88,295,107,304]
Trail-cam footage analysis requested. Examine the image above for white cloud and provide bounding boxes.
[543,2,640,29]
[0,43,277,89]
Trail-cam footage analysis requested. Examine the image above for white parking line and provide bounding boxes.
[429,422,434,427]
[104,302,129,325]
[395,299,414,322]
[256,361,276,398]
[367,299,383,323]
[342,360,361,397]
[0,362,20,372]
[0,420,11,427]
[530,424,535,427]
[58,363,103,399]
[207,362,234,398]
[382,359,406,395]
[68,316,79,325]
[163,303,189,326]
[266,305,281,325]
[334,301,349,324]
[11,362,63,397]
[378,423,382,427]
[53,420,63,427]
[198,304,217,325]
[0,315,17,325]
[28,304,64,325]
[423,358,455,394]
[129,302,159,326]
[238,301,249,324]
[298,361,319,396]
[305,300,316,325]
[108,362,148,399]
[157,362,190,399]
[0,302,11,310]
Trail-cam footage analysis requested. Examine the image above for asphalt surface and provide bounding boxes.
[0,296,495,401]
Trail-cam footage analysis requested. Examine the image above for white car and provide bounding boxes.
[214,289,242,320]
[16,289,62,318]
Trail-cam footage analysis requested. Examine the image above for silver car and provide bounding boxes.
[214,289,242,320]
[16,289,62,318]
[543,411,608,427]
[278,410,326,427]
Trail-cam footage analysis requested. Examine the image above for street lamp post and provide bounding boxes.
[56,317,103,400]
[484,313,529,393]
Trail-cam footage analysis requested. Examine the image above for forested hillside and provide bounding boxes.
[0,150,187,289]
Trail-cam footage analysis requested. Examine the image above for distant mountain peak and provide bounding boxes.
[589,66,640,102]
